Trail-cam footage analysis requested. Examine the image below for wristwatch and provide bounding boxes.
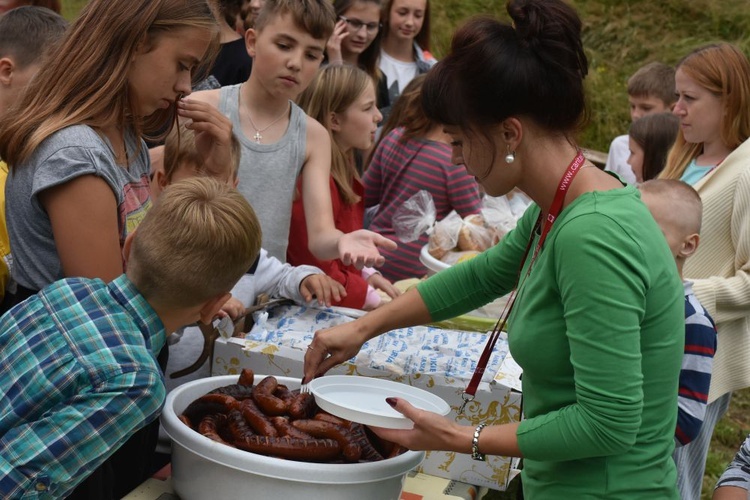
[471,423,487,461]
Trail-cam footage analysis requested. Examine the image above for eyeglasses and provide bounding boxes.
[339,16,381,34]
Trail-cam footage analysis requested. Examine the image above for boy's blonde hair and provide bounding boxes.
[627,62,676,106]
[660,44,750,181]
[127,177,261,309]
[164,122,241,182]
[297,64,372,205]
[639,179,702,238]
[254,0,335,40]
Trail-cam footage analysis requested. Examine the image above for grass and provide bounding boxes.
[59,1,750,497]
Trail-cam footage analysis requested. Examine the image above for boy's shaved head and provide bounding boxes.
[254,0,335,40]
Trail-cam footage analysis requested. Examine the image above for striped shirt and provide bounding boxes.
[676,281,717,446]
[716,434,750,491]
[363,128,482,281]
[0,275,166,499]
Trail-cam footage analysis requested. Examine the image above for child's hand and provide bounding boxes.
[177,99,234,181]
[218,296,245,319]
[367,273,401,300]
[325,19,349,65]
[338,230,397,269]
[300,274,346,307]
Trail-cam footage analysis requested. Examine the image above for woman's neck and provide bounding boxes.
[341,50,360,67]
[516,138,619,216]
[381,36,414,62]
[697,139,733,166]
[219,21,242,43]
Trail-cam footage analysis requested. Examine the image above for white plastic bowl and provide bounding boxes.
[419,244,450,275]
[161,375,425,500]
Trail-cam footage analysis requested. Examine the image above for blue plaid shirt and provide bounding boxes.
[0,275,166,499]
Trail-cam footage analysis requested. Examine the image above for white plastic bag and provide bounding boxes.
[391,190,437,243]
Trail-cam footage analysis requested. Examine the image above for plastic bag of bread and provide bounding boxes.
[392,190,436,243]
[481,192,531,246]
[427,211,462,260]
[457,214,494,252]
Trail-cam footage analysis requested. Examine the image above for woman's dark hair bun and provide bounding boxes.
[506,0,587,79]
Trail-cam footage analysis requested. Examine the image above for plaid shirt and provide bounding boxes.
[0,275,166,499]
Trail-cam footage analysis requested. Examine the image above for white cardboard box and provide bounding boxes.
[211,305,522,491]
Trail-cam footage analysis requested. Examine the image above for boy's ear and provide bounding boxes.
[123,229,137,263]
[0,58,14,86]
[198,292,232,325]
[245,29,258,58]
[678,233,700,260]
[329,111,341,132]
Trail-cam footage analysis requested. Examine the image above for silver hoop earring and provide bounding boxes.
[505,150,515,164]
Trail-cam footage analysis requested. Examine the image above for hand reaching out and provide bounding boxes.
[217,296,244,319]
[338,229,397,269]
[367,273,401,300]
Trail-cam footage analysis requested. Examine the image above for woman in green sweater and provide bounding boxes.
[303,0,684,497]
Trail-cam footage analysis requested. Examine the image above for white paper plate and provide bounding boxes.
[308,375,451,430]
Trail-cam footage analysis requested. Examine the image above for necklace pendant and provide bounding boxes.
[253,131,262,143]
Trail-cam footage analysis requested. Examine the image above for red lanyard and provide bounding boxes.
[459,150,586,413]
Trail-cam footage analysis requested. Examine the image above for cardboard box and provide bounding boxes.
[212,305,522,491]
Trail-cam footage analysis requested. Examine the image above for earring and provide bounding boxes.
[505,148,515,164]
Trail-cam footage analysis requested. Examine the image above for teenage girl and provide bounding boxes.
[658,43,750,500]
[327,0,383,98]
[364,74,482,281]
[291,64,399,309]
[378,0,435,118]
[627,112,679,183]
[0,1,222,496]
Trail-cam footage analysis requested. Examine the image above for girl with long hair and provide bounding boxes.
[363,74,482,281]
[291,64,399,309]
[658,42,750,500]
[327,0,383,92]
[0,0,222,308]
[305,1,684,497]
[377,0,434,119]
[627,112,679,183]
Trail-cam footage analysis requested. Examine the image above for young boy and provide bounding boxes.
[152,112,346,383]
[0,6,67,304]
[639,179,717,446]
[605,62,676,184]
[0,177,261,498]
[191,0,395,266]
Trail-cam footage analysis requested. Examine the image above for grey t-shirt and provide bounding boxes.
[218,84,306,261]
[6,125,152,291]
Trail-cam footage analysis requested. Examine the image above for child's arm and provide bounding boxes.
[325,19,349,65]
[301,119,397,268]
[40,175,123,282]
[299,273,346,307]
[176,98,234,177]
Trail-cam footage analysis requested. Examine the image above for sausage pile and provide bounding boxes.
[179,369,406,463]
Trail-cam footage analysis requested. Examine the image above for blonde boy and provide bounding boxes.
[606,62,676,184]
[190,0,395,266]
[639,179,717,447]
[0,178,260,498]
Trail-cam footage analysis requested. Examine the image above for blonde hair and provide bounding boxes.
[639,179,702,237]
[0,0,219,168]
[297,64,372,204]
[128,177,261,309]
[164,122,241,182]
[255,0,335,40]
[660,43,750,180]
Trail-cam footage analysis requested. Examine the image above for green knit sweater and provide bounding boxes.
[417,185,683,499]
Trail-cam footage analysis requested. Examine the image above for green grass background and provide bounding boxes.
[59,1,750,498]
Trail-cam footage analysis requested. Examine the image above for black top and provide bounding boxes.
[211,37,253,86]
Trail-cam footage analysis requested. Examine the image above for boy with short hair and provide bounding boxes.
[0,177,261,498]
[639,179,717,446]
[191,0,395,266]
[152,116,346,384]
[606,62,676,184]
[0,6,67,303]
